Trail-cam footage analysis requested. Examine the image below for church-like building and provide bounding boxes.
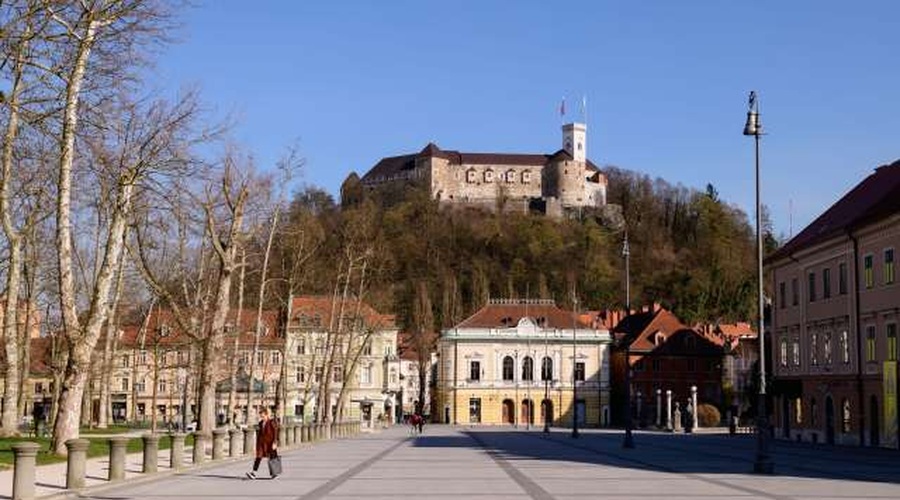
[358,122,607,215]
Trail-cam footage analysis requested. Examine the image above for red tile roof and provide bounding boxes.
[454,300,591,330]
[613,308,723,356]
[768,159,900,262]
[118,308,283,348]
[289,295,395,331]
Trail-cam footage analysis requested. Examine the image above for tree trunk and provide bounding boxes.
[98,244,127,429]
[1,244,23,436]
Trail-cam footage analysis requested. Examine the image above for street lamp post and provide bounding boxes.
[543,325,550,433]
[743,90,773,474]
[571,294,579,439]
[623,234,635,449]
[178,367,188,432]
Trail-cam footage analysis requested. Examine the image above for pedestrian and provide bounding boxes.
[415,413,424,434]
[246,407,279,480]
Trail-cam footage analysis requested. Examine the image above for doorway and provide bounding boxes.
[825,396,835,445]
[501,399,515,424]
[521,399,534,426]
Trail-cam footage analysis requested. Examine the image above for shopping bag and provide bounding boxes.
[268,451,282,477]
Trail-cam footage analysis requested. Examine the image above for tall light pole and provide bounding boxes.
[178,367,188,432]
[743,90,773,474]
[571,293,579,438]
[622,233,635,448]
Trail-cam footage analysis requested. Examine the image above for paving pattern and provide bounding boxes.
[64,426,900,500]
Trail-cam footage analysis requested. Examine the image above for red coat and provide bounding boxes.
[255,418,278,459]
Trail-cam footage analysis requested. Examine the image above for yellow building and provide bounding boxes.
[436,299,612,427]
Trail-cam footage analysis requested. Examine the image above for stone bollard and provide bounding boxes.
[212,429,227,460]
[244,426,256,457]
[65,438,90,490]
[170,433,186,470]
[11,442,40,500]
[108,436,129,482]
[278,425,287,449]
[301,424,309,443]
[192,433,207,465]
[230,428,243,457]
[291,424,299,446]
[142,433,160,474]
[327,423,334,440]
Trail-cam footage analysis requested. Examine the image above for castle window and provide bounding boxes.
[466,169,476,183]
[505,170,516,183]
[522,170,531,183]
[484,170,494,183]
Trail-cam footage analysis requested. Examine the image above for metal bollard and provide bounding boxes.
[192,433,207,465]
[65,438,90,490]
[107,436,129,482]
[142,433,160,473]
[212,429,227,460]
[230,428,243,457]
[11,442,40,500]
[170,433,186,470]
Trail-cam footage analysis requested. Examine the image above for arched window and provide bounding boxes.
[484,169,494,183]
[505,170,516,183]
[841,398,851,433]
[521,170,532,184]
[502,356,514,381]
[466,168,477,183]
[541,357,553,381]
[522,357,534,381]
[780,338,788,367]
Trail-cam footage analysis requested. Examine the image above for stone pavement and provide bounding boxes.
[47,426,900,500]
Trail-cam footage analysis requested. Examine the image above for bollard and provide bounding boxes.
[107,436,129,482]
[291,424,298,446]
[244,426,255,457]
[212,429,227,460]
[11,442,40,500]
[170,433,186,470]
[142,433,160,473]
[278,425,287,449]
[301,424,309,443]
[65,439,90,490]
[230,428,243,457]
[317,423,324,441]
[192,433,207,465]
[326,423,333,440]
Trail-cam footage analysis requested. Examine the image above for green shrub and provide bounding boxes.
[697,403,721,427]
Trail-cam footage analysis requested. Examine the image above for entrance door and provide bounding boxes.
[825,396,835,445]
[870,396,880,447]
[575,399,586,426]
[541,399,554,426]
[501,399,515,424]
[521,400,534,425]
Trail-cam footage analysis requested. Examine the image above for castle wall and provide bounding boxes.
[431,162,544,204]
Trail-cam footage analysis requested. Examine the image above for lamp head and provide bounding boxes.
[743,91,761,136]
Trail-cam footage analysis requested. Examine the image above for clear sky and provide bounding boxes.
[154,0,900,238]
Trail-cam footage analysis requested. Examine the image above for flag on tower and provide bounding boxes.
[560,97,566,117]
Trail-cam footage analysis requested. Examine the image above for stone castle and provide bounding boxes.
[358,122,607,215]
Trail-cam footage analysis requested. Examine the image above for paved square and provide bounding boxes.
[71,426,900,500]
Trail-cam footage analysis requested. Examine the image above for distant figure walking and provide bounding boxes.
[410,413,424,434]
[246,408,279,479]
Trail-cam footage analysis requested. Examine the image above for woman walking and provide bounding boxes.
[246,407,279,479]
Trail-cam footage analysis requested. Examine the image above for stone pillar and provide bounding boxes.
[169,433,186,470]
[636,391,643,426]
[278,425,287,449]
[292,424,299,445]
[108,436,129,481]
[11,442,40,500]
[301,424,310,443]
[673,402,682,433]
[665,390,672,430]
[230,428,243,457]
[65,438,90,490]
[327,423,333,440]
[212,429,227,460]
[245,426,256,456]
[656,389,662,427]
[192,433,207,465]
[142,433,160,473]
[691,385,699,430]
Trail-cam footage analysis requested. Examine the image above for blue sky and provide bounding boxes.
[155,0,900,238]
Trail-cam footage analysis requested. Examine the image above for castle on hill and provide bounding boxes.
[357,122,608,216]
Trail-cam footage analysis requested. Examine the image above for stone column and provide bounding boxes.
[65,438,90,490]
[636,391,643,426]
[108,436,129,481]
[245,426,256,456]
[301,424,309,443]
[212,429,227,460]
[656,389,662,427]
[665,390,672,430]
[327,423,333,440]
[691,385,699,430]
[11,442,40,500]
[169,433,186,470]
[230,428,243,457]
[673,402,682,433]
[292,424,299,445]
[192,433,207,465]
[142,433,160,473]
[278,425,287,449]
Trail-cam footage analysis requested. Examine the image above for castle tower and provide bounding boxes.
[562,123,586,163]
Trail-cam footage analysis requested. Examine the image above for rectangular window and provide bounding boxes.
[121,378,129,392]
[823,268,831,299]
[469,398,482,423]
[34,382,43,395]
[363,340,372,356]
[866,325,876,363]
[792,338,800,366]
[885,249,895,284]
[297,339,305,355]
[272,351,281,365]
[824,332,833,365]
[841,330,850,364]
[780,338,788,367]
[333,365,343,383]
[864,254,874,288]
[296,367,305,383]
[158,379,167,393]
[779,282,786,309]
[122,354,130,368]
[574,362,585,382]
[839,262,848,295]
[810,332,818,366]
[808,272,816,302]
[888,324,898,361]
[360,364,372,384]
[469,361,481,381]
[791,278,799,306]
[256,351,265,365]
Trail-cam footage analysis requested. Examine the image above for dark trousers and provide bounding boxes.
[252,457,262,471]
